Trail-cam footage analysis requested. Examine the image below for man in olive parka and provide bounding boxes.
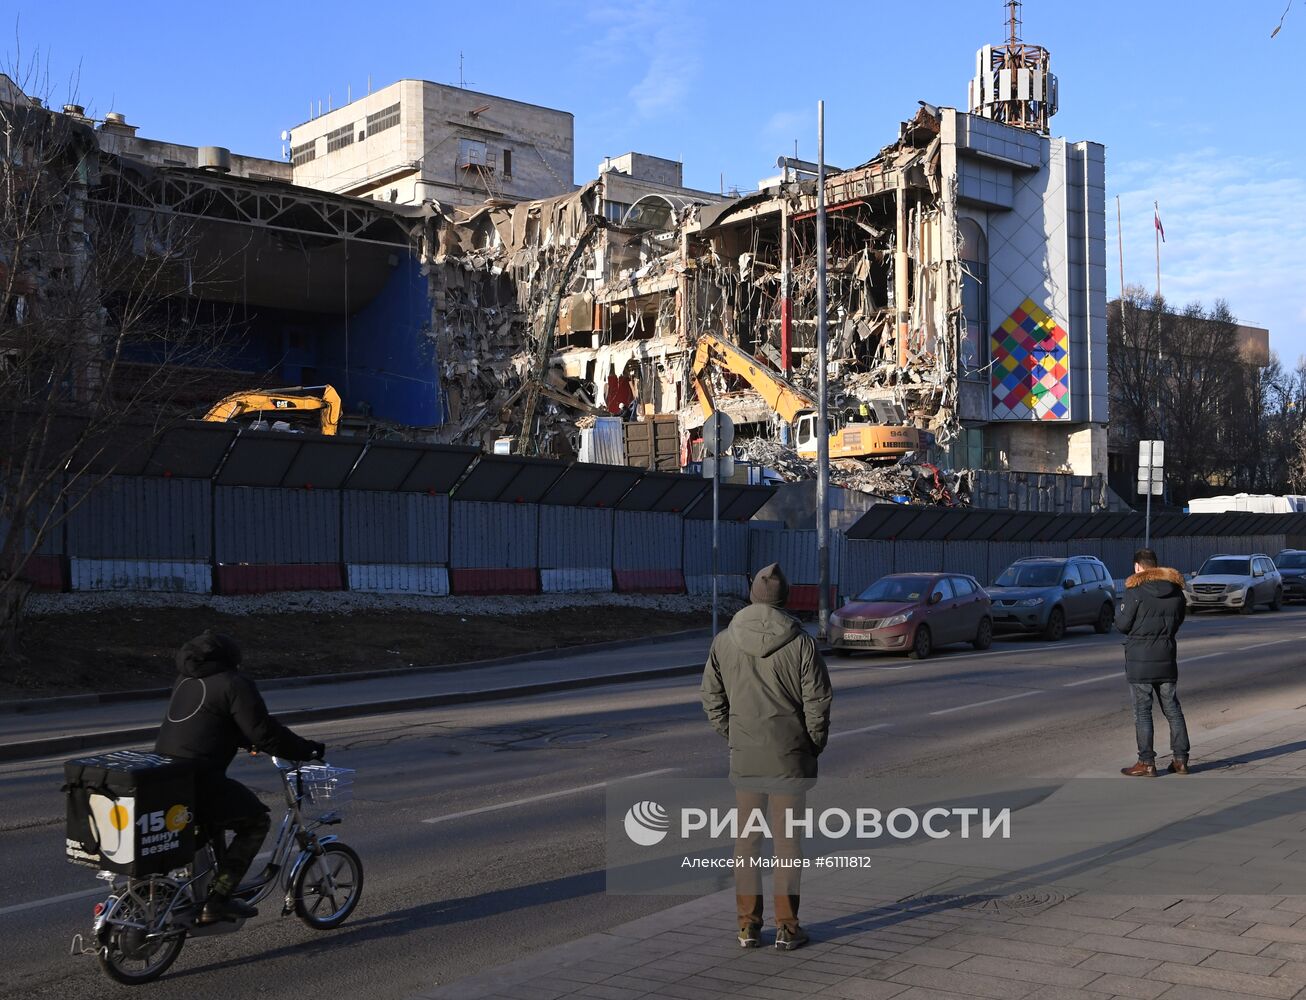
[702,563,833,952]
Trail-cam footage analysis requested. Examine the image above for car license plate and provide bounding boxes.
[842,631,869,641]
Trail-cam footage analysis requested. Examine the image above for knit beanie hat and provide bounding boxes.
[749,562,790,608]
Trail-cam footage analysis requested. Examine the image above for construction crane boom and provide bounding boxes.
[690,333,922,462]
[202,384,343,435]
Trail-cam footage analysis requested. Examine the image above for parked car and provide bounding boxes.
[1185,554,1282,613]
[1275,550,1306,604]
[829,573,992,660]
[987,556,1116,641]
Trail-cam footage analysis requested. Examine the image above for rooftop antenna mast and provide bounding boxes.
[1007,0,1022,45]
[458,51,475,89]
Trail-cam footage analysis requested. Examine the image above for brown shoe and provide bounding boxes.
[1120,761,1157,777]
[1168,758,1190,775]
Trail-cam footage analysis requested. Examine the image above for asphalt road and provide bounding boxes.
[3,605,1305,998]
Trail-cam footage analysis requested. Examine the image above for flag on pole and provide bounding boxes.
[1154,203,1166,243]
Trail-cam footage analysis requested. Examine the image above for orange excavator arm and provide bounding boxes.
[690,334,815,425]
[202,385,342,435]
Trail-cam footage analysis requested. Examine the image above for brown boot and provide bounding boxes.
[1167,758,1190,775]
[1120,760,1157,777]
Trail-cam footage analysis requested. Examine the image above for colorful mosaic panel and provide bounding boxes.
[990,297,1070,421]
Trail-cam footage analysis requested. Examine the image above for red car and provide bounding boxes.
[829,572,993,659]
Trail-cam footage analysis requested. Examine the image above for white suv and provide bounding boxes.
[1184,554,1283,614]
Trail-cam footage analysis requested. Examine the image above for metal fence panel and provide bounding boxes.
[892,540,945,574]
[539,506,613,569]
[683,519,748,577]
[1154,537,1192,575]
[450,501,538,569]
[613,511,683,571]
[839,538,894,599]
[1099,538,1139,579]
[71,558,211,593]
[66,476,211,559]
[214,486,340,564]
[0,480,65,556]
[943,541,990,583]
[342,491,448,564]
[346,564,449,595]
[747,528,839,583]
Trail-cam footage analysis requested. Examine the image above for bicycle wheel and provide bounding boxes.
[97,880,187,985]
[293,842,363,929]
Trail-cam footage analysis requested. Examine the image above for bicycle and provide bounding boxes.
[72,754,364,985]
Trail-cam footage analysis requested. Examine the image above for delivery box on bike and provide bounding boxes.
[63,750,195,876]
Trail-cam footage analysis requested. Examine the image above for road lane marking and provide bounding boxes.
[1060,636,1301,688]
[929,690,1042,716]
[0,886,103,918]
[1064,673,1118,687]
[829,723,893,741]
[420,768,676,825]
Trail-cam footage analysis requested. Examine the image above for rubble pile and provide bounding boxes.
[735,437,970,505]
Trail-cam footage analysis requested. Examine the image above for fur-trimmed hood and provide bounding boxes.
[1126,566,1185,589]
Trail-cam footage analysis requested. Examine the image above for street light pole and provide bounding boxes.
[816,100,831,639]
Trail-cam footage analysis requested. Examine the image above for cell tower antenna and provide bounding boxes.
[1007,0,1023,46]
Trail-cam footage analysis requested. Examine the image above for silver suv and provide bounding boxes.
[1184,554,1283,614]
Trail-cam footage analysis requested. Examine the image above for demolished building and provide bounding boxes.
[431,25,1109,482]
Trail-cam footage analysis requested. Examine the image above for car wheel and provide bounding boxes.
[1239,598,1256,615]
[908,625,933,660]
[1094,602,1114,634]
[1042,606,1066,641]
[1270,588,1283,611]
[973,616,993,650]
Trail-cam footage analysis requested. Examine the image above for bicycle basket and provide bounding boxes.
[293,765,354,822]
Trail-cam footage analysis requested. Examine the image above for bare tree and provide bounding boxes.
[0,65,226,658]
[1107,285,1166,444]
[1158,299,1242,502]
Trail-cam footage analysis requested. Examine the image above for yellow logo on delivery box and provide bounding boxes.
[109,804,130,831]
[165,805,191,832]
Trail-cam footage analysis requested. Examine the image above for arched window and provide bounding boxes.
[958,218,988,376]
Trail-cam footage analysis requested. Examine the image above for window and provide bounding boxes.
[995,562,1062,587]
[365,102,401,136]
[291,140,317,166]
[932,578,955,601]
[325,123,355,153]
[1079,562,1101,582]
[1063,564,1082,586]
[502,148,512,178]
[958,217,989,376]
[604,200,632,223]
[953,577,975,596]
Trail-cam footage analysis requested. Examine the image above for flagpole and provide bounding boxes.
[1154,200,1162,299]
[1116,195,1126,297]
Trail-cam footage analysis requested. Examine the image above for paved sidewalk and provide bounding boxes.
[0,630,711,759]
[415,707,1306,1000]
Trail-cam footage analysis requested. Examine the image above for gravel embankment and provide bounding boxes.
[25,589,741,617]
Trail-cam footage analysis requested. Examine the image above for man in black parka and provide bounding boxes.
[156,631,323,922]
[1114,548,1190,777]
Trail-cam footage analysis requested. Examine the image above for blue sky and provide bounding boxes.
[8,1,1305,362]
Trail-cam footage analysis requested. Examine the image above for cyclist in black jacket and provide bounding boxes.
[156,631,324,923]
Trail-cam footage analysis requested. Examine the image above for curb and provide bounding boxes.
[0,660,704,763]
[0,627,712,716]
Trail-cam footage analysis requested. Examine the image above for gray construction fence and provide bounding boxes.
[12,421,1300,608]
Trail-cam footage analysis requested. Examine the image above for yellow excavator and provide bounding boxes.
[690,334,922,461]
[202,384,343,436]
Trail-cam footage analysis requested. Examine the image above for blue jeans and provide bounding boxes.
[1131,681,1190,764]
